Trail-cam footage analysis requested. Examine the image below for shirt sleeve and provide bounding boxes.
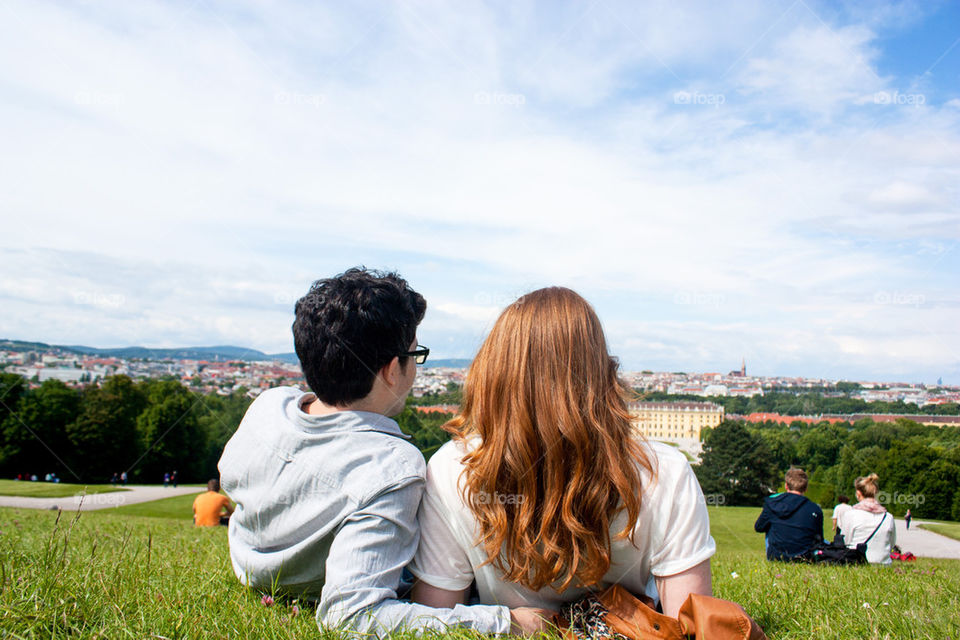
[316,477,510,637]
[649,460,716,577]
[408,460,475,590]
[754,503,771,533]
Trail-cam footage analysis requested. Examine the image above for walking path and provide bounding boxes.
[893,518,960,559]
[0,484,204,512]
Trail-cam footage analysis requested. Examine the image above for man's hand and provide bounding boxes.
[509,606,556,636]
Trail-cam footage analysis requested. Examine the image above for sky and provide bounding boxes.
[1,0,958,384]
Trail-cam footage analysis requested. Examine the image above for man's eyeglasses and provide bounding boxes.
[400,345,430,365]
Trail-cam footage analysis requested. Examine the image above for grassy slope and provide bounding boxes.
[0,505,957,639]
[918,522,960,541]
[0,479,129,498]
[90,493,201,519]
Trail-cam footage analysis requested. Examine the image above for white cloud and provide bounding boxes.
[736,24,886,115]
[0,0,958,382]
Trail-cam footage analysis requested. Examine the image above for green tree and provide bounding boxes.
[67,375,147,482]
[135,380,205,483]
[0,380,80,479]
[795,424,845,470]
[0,373,27,428]
[758,428,798,469]
[197,391,252,479]
[911,459,960,520]
[694,420,780,506]
[396,402,453,460]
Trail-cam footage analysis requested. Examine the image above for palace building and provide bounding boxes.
[627,401,724,455]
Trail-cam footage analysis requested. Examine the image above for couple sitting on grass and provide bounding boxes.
[218,268,715,637]
[755,468,896,565]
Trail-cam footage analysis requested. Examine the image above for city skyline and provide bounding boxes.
[3,337,958,389]
[1,1,958,383]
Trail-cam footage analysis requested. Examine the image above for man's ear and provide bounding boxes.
[380,356,401,387]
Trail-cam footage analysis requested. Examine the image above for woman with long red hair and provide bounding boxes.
[409,287,715,622]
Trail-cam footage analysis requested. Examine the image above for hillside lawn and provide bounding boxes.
[1,505,958,639]
[0,479,129,498]
[91,492,206,519]
[918,522,960,542]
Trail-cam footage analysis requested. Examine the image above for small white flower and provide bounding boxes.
[862,602,871,609]
[731,572,739,579]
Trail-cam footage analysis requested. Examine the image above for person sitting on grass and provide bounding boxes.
[408,287,715,620]
[193,479,234,527]
[218,268,550,637]
[837,473,896,566]
[754,467,824,561]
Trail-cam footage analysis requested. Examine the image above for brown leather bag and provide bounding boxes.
[554,584,767,640]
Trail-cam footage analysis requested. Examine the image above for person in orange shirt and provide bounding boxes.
[193,479,234,526]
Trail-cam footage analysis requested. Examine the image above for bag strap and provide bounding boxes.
[864,513,888,545]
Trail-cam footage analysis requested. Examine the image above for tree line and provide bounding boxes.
[0,373,453,484]
[695,418,960,521]
[0,373,250,484]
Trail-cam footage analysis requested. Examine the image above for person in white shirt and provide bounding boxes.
[409,287,715,620]
[837,473,896,565]
[831,494,852,536]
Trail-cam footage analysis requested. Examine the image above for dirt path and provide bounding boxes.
[0,484,204,511]
[894,518,960,559]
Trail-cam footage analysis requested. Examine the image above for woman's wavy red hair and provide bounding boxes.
[444,287,654,592]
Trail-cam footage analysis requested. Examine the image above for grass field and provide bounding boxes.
[0,479,128,498]
[0,505,958,639]
[918,522,960,542]
[89,493,202,520]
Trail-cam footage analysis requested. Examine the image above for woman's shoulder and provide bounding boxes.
[427,438,470,466]
[423,438,473,491]
[637,439,695,485]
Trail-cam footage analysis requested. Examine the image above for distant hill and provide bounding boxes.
[0,339,299,364]
[0,340,470,367]
[424,358,471,369]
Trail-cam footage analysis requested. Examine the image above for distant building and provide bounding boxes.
[628,401,724,456]
[12,366,94,383]
[738,412,960,428]
[728,357,746,377]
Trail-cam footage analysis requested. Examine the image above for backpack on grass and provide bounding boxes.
[808,513,888,566]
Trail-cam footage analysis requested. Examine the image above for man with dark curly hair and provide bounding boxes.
[219,267,548,637]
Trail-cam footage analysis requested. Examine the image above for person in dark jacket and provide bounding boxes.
[754,467,824,561]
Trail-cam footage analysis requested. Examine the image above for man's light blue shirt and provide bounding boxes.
[218,386,510,636]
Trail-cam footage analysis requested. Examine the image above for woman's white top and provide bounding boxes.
[838,508,896,565]
[409,438,716,609]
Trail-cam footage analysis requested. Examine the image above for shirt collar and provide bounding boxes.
[293,392,412,440]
